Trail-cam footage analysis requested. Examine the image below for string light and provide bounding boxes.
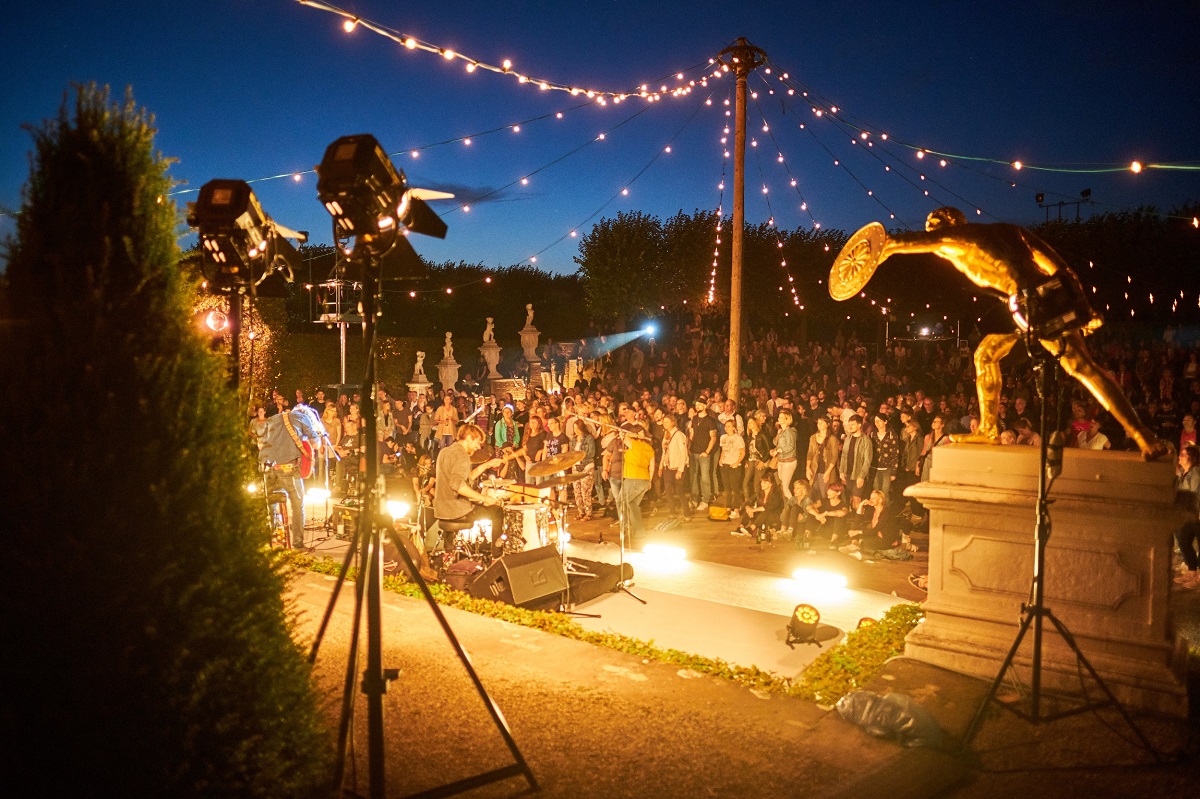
[298,0,714,103]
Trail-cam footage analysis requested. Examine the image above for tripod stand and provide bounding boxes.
[307,253,536,799]
[961,341,1159,762]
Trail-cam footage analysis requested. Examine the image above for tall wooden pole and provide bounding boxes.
[718,39,766,396]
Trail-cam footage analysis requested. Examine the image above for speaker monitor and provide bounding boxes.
[468,545,568,607]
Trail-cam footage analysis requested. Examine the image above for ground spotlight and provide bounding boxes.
[187,179,305,295]
[786,603,822,648]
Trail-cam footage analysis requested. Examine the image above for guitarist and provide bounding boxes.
[259,406,321,549]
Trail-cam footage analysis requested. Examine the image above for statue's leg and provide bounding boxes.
[952,332,1021,444]
[1048,331,1170,460]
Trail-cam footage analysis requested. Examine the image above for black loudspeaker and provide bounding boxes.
[468,545,569,607]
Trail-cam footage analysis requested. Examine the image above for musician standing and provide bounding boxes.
[259,406,321,549]
[434,424,505,552]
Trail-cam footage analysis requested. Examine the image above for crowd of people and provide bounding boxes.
[249,316,1200,587]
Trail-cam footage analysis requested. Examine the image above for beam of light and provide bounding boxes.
[581,326,654,361]
[780,569,849,604]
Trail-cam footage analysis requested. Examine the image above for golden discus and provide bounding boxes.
[829,222,887,301]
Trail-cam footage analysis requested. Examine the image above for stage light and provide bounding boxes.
[785,603,822,648]
[385,500,411,520]
[187,179,305,295]
[643,323,657,336]
[642,544,686,562]
[204,310,229,333]
[308,488,331,503]
[246,481,259,494]
[315,134,449,261]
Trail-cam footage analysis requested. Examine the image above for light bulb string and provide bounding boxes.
[297,0,716,102]
[707,86,731,305]
[525,89,716,264]
[765,59,1200,175]
[762,71,1000,225]
[752,81,913,226]
[746,115,801,306]
[449,101,656,213]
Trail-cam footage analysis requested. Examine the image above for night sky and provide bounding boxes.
[3,1,1198,278]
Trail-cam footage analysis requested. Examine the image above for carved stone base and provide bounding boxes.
[905,444,1189,717]
[437,360,460,393]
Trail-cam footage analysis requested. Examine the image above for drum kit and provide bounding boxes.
[438,449,589,570]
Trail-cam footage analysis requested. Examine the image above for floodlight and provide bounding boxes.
[785,603,822,648]
[643,323,657,336]
[315,134,448,264]
[205,310,229,332]
[187,179,305,294]
[385,500,411,520]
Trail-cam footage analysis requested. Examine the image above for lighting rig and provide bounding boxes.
[309,134,535,799]
[187,179,306,388]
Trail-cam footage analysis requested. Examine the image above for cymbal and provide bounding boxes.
[829,221,887,301]
[527,450,585,477]
[538,472,586,488]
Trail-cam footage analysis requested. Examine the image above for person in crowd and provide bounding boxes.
[743,415,771,513]
[806,481,851,550]
[732,472,784,544]
[1076,416,1111,450]
[523,415,547,484]
[870,412,900,502]
[1175,445,1200,589]
[781,477,814,545]
[569,418,598,520]
[839,414,874,510]
[658,413,689,519]
[921,416,950,481]
[433,391,459,452]
[688,399,719,511]
[718,418,746,510]
[840,490,901,559]
[805,415,840,502]
[772,408,799,503]
[249,405,269,450]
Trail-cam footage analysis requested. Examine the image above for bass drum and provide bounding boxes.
[502,503,552,553]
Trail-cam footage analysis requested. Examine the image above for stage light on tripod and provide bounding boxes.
[385,500,411,520]
[205,310,229,333]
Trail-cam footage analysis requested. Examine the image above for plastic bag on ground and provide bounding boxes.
[835,690,944,749]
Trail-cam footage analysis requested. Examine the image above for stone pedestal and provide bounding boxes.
[437,360,460,393]
[479,340,502,378]
[407,380,432,399]
[905,444,1189,717]
[520,325,540,364]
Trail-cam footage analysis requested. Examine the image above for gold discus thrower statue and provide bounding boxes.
[829,207,1170,460]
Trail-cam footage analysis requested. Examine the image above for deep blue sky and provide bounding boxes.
[3,1,1198,277]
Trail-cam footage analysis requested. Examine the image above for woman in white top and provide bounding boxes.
[718,418,746,509]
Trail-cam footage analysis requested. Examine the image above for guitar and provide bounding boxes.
[299,440,316,479]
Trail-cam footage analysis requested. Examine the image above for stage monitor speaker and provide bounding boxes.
[468,545,568,607]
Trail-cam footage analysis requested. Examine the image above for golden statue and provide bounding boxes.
[829,207,1169,459]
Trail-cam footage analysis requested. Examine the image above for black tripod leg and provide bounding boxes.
[1045,613,1162,762]
[389,531,539,794]
[332,524,369,792]
[308,521,363,664]
[963,610,1036,747]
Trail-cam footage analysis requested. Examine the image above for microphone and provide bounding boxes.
[1046,431,1065,480]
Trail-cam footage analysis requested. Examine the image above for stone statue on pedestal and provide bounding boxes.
[479,317,502,379]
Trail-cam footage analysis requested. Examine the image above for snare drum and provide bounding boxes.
[503,503,552,550]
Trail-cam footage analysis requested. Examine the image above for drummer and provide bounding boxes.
[434,424,505,552]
